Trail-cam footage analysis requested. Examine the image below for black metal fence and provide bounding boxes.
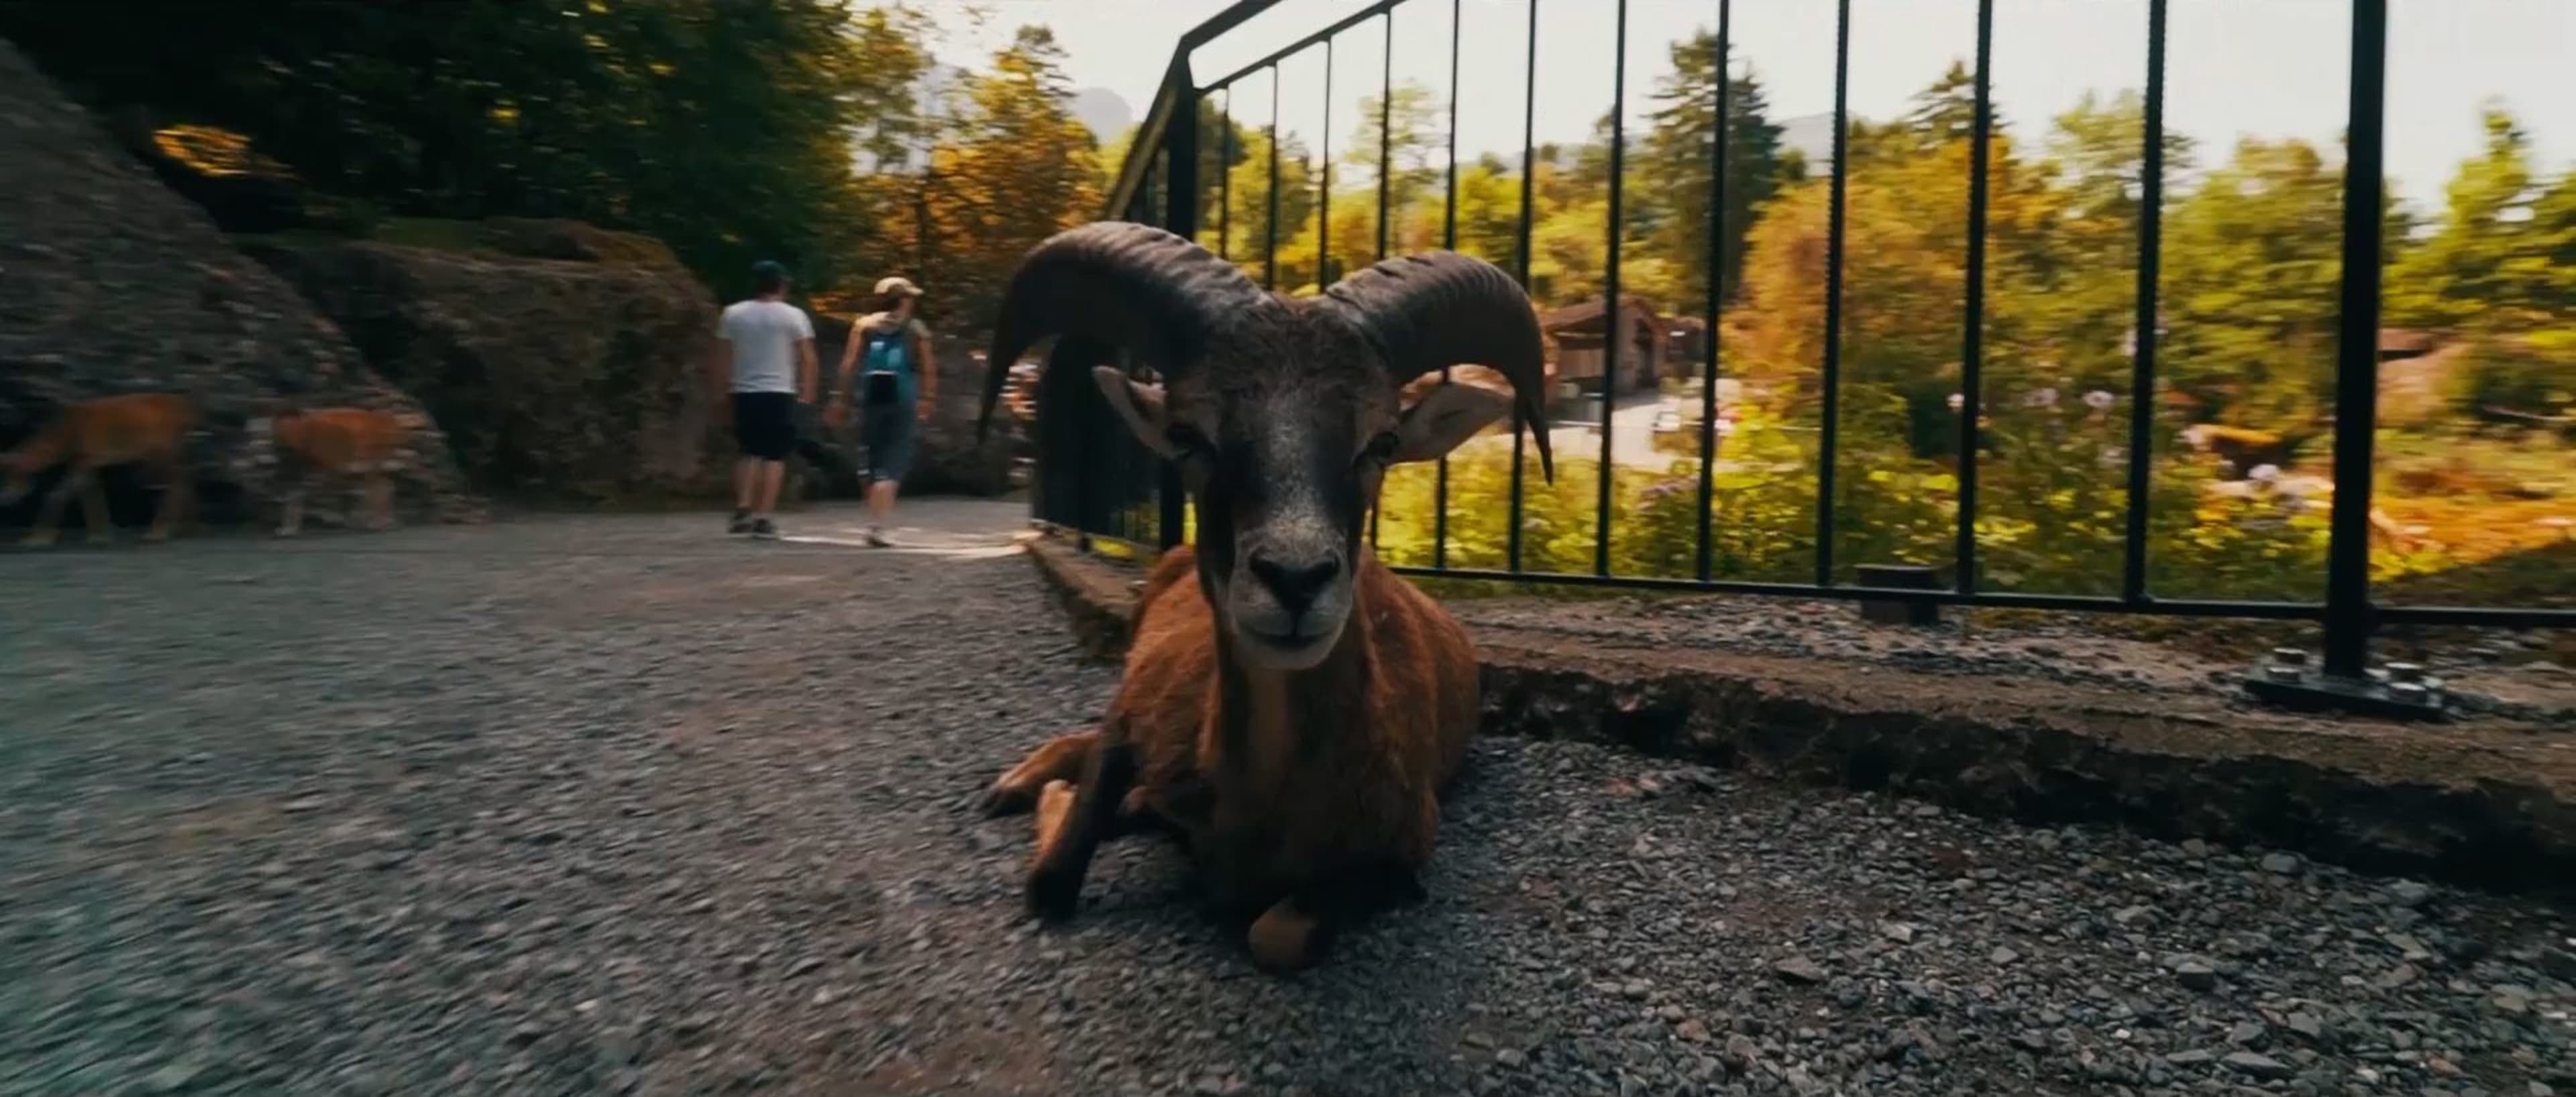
[1033,0,2571,689]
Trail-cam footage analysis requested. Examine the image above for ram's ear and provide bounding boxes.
[1091,365,1177,459]
[1389,366,1513,463]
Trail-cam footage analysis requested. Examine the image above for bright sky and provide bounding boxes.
[930,0,2575,213]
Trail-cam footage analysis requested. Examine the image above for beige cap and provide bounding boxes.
[874,276,924,298]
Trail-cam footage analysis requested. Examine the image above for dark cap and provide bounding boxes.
[749,259,791,294]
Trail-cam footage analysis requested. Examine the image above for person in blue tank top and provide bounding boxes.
[826,276,936,548]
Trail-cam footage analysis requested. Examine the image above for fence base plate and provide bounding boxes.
[2239,667,2450,721]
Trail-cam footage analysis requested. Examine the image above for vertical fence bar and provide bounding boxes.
[1160,70,1199,551]
[1266,66,1281,289]
[1695,0,1731,583]
[1321,38,1334,289]
[1507,0,1538,573]
[2125,0,2167,604]
[2323,0,2388,679]
[1815,0,1850,589]
[1435,0,1460,571]
[1218,87,1233,261]
[1371,13,1393,550]
[1377,13,1393,262]
[1953,0,1994,594]
[1593,0,1627,577]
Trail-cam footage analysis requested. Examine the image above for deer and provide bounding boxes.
[262,405,424,536]
[973,221,1554,973]
[0,393,197,546]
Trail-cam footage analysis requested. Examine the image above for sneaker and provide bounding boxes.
[864,527,891,548]
[750,518,780,540]
[727,510,753,534]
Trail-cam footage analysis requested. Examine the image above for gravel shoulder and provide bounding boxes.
[3,504,2571,1097]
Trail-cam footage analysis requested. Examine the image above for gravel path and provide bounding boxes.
[3,503,2570,1097]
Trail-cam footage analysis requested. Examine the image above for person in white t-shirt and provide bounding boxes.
[710,260,817,540]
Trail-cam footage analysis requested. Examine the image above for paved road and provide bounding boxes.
[2,502,2568,1097]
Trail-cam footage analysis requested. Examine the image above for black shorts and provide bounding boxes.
[733,392,796,460]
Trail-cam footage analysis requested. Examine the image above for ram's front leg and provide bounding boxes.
[1025,728,1142,923]
[1245,858,1430,974]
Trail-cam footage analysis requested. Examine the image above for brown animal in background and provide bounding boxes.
[973,222,1555,973]
[268,406,421,536]
[0,393,197,546]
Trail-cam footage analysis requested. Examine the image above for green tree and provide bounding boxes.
[2387,105,2551,331]
[1,0,922,294]
[912,25,1104,327]
[1635,35,1785,310]
[2158,137,2349,427]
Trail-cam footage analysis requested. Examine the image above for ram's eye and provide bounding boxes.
[1362,430,1400,463]
[1165,424,1212,455]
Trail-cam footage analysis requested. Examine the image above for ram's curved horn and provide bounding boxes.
[1318,252,1555,479]
[979,221,1275,440]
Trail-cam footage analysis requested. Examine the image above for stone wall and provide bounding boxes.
[244,235,726,502]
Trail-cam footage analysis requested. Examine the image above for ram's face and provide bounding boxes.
[1093,314,1513,671]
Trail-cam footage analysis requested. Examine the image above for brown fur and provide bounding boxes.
[1,393,197,546]
[271,407,419,536]
[988,542,1481,972]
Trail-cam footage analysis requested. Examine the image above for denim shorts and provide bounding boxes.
[862,400,916,483]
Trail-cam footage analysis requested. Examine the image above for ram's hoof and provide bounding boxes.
[1247,906,1323,974]
[979,784,1034,818]
[1026,866,1082,923]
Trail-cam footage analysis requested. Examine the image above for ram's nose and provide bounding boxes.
[1246,552,1340,619]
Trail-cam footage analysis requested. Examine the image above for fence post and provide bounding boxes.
[1159,63,1199,551]
[2322,0,2387,681]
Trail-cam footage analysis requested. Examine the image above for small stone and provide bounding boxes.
[2223,1051,2292,1080]
[2260,852,2303,875]
[2286,1012,2324,1041]
[2228,1021,2266,1047]
[2180,838,2212,858]
[2529,1083,2555,1097]
[1990,947,2020,966]
[2163,1049,2214,1066]
[2112,905,2155,927]
[810,987,838,1006]
[1495,1049,1526,1069]
[1880,921,1915,943]
[2389,880,2433,907]
[2375,963,2421,990]
[281,796,327,813]
[2175,962,2217,991]
[1722,1034,1760,1067]
[144,1062,205,1093]
[786,956,822,978]
[2012,1029,2051,1053]
[2490,986,2533,1015]
[1620,980,1650,1000]
[1773,956,1828,984]
[1676,1019,1710,1043]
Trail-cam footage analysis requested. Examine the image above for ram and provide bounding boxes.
[976,221,1552,972]
[1,392,197,546]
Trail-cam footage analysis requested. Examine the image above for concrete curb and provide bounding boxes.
[1024,536,2576,897]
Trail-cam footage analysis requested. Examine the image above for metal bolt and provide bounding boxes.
[2265,664,2304,683]
[2389,681,2428,703]
[2271,647,2308,667]
[2385,662,2423,683]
